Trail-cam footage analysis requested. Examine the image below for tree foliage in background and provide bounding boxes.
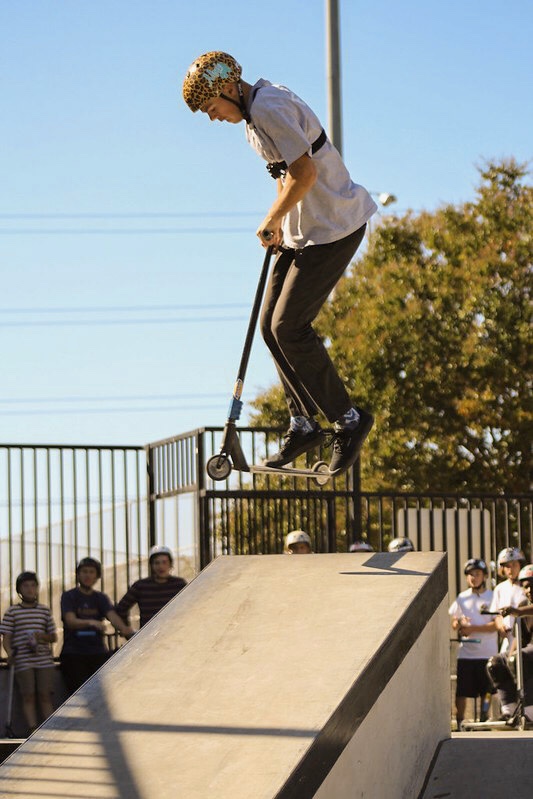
[250,159,532,493]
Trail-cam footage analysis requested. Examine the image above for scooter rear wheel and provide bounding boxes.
[312,460,330,486]
[206,454,232,481]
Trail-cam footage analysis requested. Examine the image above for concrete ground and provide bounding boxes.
[420,731,533,799]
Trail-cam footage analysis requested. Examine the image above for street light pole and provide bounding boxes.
[326,0,342,156]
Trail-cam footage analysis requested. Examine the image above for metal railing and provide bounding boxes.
[146,427,532,599]
[0,444,148,628]
[146,426,360,569]
[1,432,531,633]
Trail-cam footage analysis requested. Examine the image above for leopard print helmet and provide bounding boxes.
[183,52,242,112]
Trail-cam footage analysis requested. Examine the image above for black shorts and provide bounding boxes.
[456,658,494,698]
[60,652,110,695]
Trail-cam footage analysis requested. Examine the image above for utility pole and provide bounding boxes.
[326,0,342,156]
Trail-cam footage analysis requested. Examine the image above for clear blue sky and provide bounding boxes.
[1,0,531,446]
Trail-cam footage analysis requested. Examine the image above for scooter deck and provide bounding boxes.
[247,463,331,482]
[460,718,527,731]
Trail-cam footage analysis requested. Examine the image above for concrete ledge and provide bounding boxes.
[0,553,449,799]
[315,597,449,798]
[278,552,449,798]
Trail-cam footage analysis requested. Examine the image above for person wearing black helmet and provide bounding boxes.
[0,571,57,733]
[115,545,187,629]
[59,557,134,695]
[183,52,377,476]
[449,558,498,729]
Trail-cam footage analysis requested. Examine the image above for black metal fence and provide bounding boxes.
[147,427,532,600]
[0,444,148,630]
[147,425,360,566]
[1,431,531,635]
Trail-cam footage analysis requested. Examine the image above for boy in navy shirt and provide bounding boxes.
[60,557,133,695]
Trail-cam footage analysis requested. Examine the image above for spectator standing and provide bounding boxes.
[115,546,187,629]
[490,546,526,653]
[60,557,133,695]
[489,563,533,723]
[1,571,57,734]
[388,537,415,553]
[285,530,312,554]
[449,558,498,729]
[349,540,374,552]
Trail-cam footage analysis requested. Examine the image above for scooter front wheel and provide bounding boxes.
[206,454,232,481]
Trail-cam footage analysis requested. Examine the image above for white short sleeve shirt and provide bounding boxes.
[245,80,377,248]
[449,588,498,660]
[489,580,527,653]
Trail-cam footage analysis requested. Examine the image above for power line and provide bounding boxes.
[0,404,224,416]
[0,227,254,236]
[0,393,227,405]
[0,315,247,327]
[0,392,232,416]
[0,212,263,219]
[2,303,248,314]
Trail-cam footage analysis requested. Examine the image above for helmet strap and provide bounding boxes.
[220,82,251,123]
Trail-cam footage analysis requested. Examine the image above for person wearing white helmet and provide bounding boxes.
[487,564,533,724]
[115,545,187,629]
[387,537,415,553]
[449,558,498,729]
[183,53,377,477]
[489,546,526,653]
[285,530,312,555]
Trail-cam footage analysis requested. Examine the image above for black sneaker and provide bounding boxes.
[263,426,325,467]
[328,409,374,475]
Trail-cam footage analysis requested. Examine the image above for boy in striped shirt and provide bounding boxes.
[116,545,187,628]
[1,571,57,734]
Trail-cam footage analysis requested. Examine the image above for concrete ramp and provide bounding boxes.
[0,553,449,799]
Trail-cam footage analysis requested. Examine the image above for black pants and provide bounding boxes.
[488,643,533,708]
[259,224,366,423]
[60,652,110,695]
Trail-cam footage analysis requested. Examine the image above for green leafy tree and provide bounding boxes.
[250,159,532,493]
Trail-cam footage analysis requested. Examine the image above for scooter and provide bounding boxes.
[4,658,17,739]
[206,245,330,486]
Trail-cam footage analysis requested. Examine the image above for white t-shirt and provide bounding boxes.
[245,80,377,248]
[449,588,498,660]
[489,579,526,653]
